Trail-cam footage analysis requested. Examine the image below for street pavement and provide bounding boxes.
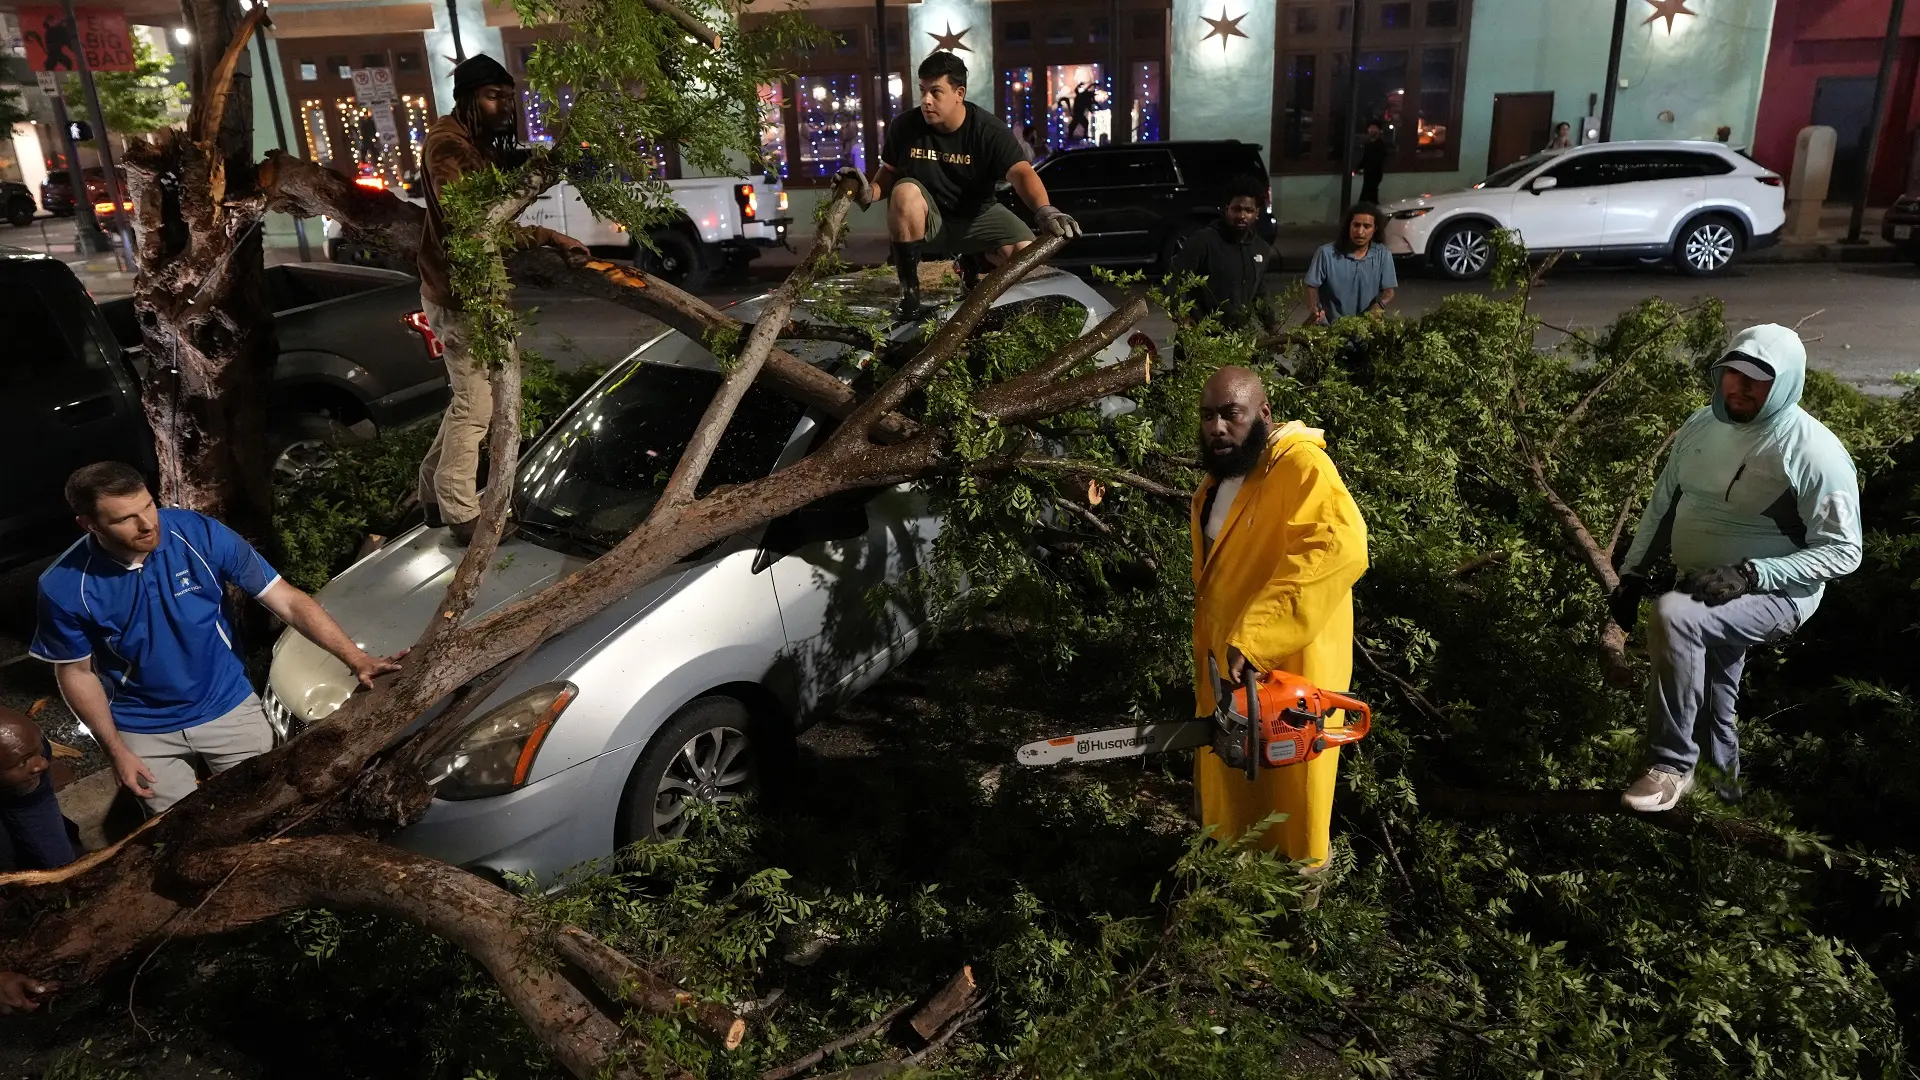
[515,258,1919,395]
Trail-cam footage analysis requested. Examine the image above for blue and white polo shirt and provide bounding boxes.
[31,508,280,735]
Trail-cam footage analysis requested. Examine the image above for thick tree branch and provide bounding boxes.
[832,237,1067,447]
[982,350,1151,428]
[550,926,745,1050]
[193,6,270,145]
[979,294,1150,404]
[258,150,425,256]
[640,0,721,48]
[993,456,1188,503]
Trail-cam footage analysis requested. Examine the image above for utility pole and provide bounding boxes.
[1845,0,1907,243]
[446,0,467,63]
[1599,0,1629,141]
[1108,0,1121,142]
[1338,0,1363,210]
[254,26,311,261]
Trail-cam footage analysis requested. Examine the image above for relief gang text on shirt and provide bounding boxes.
[882,101,1026,219]
[31,508,281,735]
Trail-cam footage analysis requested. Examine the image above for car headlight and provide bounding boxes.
[1392,207,1433,220]
[424,681,577,801]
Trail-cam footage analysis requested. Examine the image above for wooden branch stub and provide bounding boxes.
[551,927,747,1050]
[909,965,976,1041]
[641,0,722,49]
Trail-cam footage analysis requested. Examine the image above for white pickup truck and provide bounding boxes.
[326,172,792,291]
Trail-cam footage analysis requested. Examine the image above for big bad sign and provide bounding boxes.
[19,6,138,74]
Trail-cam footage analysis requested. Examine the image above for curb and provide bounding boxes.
[1745,241,1903,265]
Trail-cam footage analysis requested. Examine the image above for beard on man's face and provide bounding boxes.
[1200,416,1269,480]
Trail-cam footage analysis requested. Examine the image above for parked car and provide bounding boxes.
[1883,191,1920,265]
[1379,140,1785,279]
[39,166,127,218]
[2,181,36,227]
[263,268,1132,881]
[327,171,792,292]
[2,248,450,569]
[1000,140,1279,273]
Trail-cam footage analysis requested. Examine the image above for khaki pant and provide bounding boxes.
[418,295,493,525]
[119,695,275,814]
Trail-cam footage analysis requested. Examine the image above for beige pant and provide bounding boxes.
[119,695,274,814]
[418,295,494,524]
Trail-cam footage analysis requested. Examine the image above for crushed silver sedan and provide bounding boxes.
[265,267,1131,881]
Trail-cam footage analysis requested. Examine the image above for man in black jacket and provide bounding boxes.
[1169,176,1281,334]
[1353,121,1387,205]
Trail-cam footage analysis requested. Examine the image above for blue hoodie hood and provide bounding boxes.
[1710,323,1804,426]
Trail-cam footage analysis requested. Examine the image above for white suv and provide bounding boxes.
[1380,140,1784,279]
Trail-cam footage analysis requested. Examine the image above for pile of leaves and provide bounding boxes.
[66,252,1920,1079]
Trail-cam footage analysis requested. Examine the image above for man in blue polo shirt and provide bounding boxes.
[1305,203,1397,324]
[31,462,403,813]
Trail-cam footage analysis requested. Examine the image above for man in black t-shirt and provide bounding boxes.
[836,51,1080,319]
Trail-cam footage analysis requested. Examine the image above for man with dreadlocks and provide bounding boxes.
[417,54,589,546]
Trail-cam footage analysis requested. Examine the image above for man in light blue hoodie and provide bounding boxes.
[1611,324,1861,812]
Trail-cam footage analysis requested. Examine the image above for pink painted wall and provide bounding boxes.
[1755,0,1920,203]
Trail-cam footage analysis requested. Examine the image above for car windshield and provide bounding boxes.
[1477,156,1547,189]
[514,354,807,551]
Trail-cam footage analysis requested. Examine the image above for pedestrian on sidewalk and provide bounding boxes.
[1352,121,1387,205]
[1548,122,1574,150]
[1305,204,1396,324]
[417,54,591,545]
[31,463,406,814]
[0,707,76,873]
[1168,174,1282,334]
[1612,326,1861,811]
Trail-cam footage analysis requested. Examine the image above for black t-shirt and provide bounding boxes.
[882,102,1025,219]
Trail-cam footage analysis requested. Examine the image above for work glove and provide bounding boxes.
[831,166,873,208]
[1607,573,1648,630]
[1034,204,1082,240]
[1686,562,1758,606]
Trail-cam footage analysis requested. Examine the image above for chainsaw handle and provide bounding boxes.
[1239,665,1260,781]
[1315,689,1371,745]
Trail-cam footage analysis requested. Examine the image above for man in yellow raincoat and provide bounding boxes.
[1191,367,1369,866]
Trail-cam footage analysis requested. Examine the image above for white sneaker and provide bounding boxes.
[1621,768,1694,812]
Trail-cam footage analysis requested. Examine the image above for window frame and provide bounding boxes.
[742,9,908,188]
[991,0,1172,149]
[1269,0,1472,176]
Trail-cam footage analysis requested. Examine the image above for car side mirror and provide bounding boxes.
[1530,175,1559,194]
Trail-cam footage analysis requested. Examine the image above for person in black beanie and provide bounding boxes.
[415,54,589,545]
[835,51,1080,321]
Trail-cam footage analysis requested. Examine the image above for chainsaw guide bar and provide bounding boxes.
[1015,720,1212,767]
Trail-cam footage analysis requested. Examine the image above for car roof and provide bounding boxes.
[1553,139,1747,155]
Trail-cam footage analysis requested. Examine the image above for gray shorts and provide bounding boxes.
[119,695,274,814]
[895,178,1035,256]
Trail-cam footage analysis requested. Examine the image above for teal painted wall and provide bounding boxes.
[1608,0,1777,145]
[1168,0,1275,145]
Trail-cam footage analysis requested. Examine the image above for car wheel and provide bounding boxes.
[1673,215,1741,277]
[5,198,33,227]
[1432,221,1493,280]
[618,696,760,844]
[267,412,371,486]
[637,229,710,293]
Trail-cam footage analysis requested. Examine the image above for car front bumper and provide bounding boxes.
[1381,215,1432,257]
[1750,226,1783,251]
[391,747,625,881]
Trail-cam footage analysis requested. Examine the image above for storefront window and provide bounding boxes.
[876,72,907,145]
[1130,61,1162,143]
[301,101,332,165]
[1048,64,1108,150]
[1272,0,1470,173]
[795,74,866,182]
[1003,66,1040,150]
[523,89,556,145]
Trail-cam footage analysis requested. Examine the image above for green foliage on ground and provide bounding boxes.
[214,241,1920,1079]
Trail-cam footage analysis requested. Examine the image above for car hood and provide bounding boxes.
[268,525,685,723]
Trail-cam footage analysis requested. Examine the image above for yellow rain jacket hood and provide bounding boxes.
[1190,420,1369,863]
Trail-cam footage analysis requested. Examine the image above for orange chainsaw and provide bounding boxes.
[1015,660,1371,773]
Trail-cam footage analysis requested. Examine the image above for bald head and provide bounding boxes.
[1197,366,1273,480]
[0,708,46,798]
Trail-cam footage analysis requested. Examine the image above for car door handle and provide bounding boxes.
[53,394,114,426]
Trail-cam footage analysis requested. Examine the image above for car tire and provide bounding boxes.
[1673,214,1741,277]
[267,411,371,485]
[637,228,710,293]
[5,198,34,227]
[1431,221,1494,280]
[616,696,761,844]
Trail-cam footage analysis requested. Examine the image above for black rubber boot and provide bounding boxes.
[959,253,986,293]
[892,240,930,321]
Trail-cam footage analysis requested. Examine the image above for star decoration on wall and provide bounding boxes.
[1642,0,1699,34]
[1200,7,1248,51]
[928,21,972,54]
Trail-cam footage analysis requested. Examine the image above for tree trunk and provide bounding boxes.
[122,0,273,533]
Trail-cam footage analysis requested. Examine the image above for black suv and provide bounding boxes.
[2,181,35,227]
[1002,140,1277,272]
[1883,190,1920,266]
